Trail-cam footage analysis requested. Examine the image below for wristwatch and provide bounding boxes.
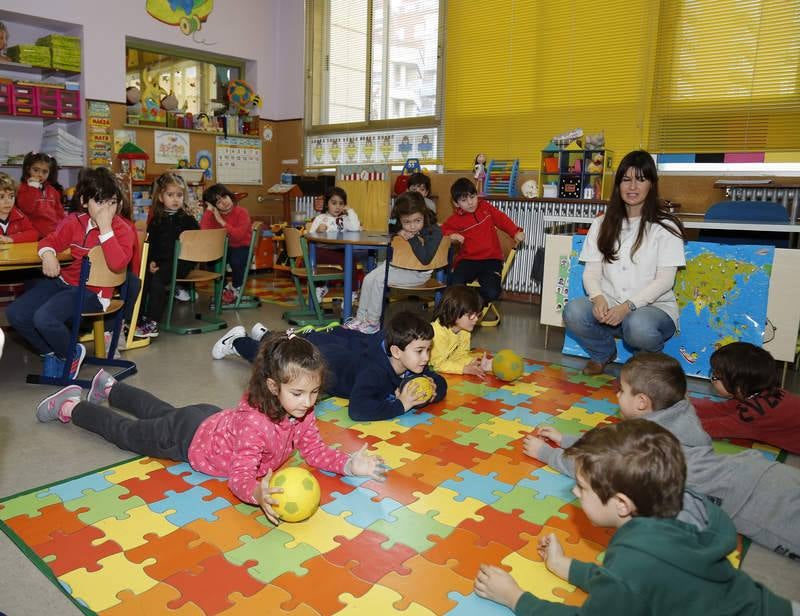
[626,300,637,312]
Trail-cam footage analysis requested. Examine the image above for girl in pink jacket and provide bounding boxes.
[35,333,387,523]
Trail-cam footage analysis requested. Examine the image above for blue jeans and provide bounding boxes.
[6,277,102,359]
[227,245,250,288]
[563,296,676,363]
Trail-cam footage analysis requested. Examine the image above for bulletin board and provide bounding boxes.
[216,136,262,185]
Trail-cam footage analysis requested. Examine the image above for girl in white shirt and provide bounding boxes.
[563,150,686,376]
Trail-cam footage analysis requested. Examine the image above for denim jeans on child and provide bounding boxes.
[563,296,676,363]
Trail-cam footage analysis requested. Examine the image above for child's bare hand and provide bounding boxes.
[397,229,415,240]
[317,223,328,232]
[449,233,465,243]
[537,533,571,580]
[253,468,283,525]
[537,426,563,445]
[149,261,159,274]
[0,235,12,243]
[41,251,61,278]
[463,357,487,378]
[522,434,550,461]
[348,444,389,482]
[479,352,493,373]
[474,564,524,609]
[514,230,525,244]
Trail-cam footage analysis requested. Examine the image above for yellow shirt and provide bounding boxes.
[430,319,475,374]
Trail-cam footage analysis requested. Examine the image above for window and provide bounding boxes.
[306,0,442,167]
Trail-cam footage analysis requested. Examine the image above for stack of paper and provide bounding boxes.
[36,35,81,72]
[41,125,83,166]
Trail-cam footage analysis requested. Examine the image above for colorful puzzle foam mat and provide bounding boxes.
[200,272,347,307]
[1,360,777,615]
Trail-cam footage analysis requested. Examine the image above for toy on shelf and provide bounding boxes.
[585,131,605,150]
[538,141,613,200]
[393,157,423,195]
[117,142,149,182]
[483,159,519,197]
[551,128,583,148]
[473,153,487,194]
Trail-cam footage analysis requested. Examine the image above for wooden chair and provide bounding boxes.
[221,221,263,310]
[281,227,345,326]
[469,229,518,327]
[123,230,151,350]
[379,235,451,323]
[26,246,137,387]
[163,228,228,334]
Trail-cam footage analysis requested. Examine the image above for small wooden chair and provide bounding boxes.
[281,227,345,326]
[123,230,151,350]
[26,246,137,387]
[469,229,518,327]
[379,235,451,322]
[221,221,263,310]
[163,228,228,334]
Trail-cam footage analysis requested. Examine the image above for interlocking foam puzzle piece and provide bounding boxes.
[60,551,159,611]
[394,453,466,489]
[324,529,415,583]
[339,585,436,615]
[368,508,454,552]
[453,426,516,454]
[118,468,194,503]
[185,505,269,552]
[282,508,362,552]
[367,440,422,467]
[125,527,219,580]
[423,526,513,579]
[481,388,531,407]
[165,462,218,486]
[406,486,484,527]
[502,550,576,602]
[441,469,513,504]
[225,585,319,615]
[106,584,199,616]
[519,467,577,501]
[496,406,556,427]
[482,416,532,439]
[438,405,497,427]
[103,458,166,484]
[322,487,403,528]
[348,420,408,440]
[149,486,230,526]
[273,555,371,613]
[165,553,262,613]
[457,505,539,551]
[2,502,85,546]
[378,553,474,613]
[41,472,114,504]
[386,428,451,455]
[94,504,177,550]
[470,453,538,485]
[425,439,490,468]
[574,395,620,415]
[493,484,570,526]
[0,490,60,521]
[35,525,121,576]
[67,484,146,525]
[361,472,436,506]
[224,529,319,583]
[447,590,514,616]
[549,503,615,546]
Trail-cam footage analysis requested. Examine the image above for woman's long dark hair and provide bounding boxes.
[597,150,684,262]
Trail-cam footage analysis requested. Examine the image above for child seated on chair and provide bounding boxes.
[429,285,493,377]
[200,183,251,306]
[0,172,37,244]
[342,191,443,334]
[6,167,136,380]
[135,172,198,339]
[476,419,797,615]
[211,311,447,422]
[441,178,524,304]
[695,342,800,455]
[524,352,800,560]
[406,172,437,223]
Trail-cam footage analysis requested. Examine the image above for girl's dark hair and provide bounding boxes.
[73,167,124,215]
[203,183,236,207]
[710,342,780,399]
[390,191,429,233]
[247,333,327,421]
[407,172,431,193]
[432,285,483,328]
[22,151,64,197]
[323,186,348,212]
[450,177,477,203]
[597,150,684,263]
[151,172,189,220]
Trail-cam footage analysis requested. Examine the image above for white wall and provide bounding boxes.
[0,0,305,119]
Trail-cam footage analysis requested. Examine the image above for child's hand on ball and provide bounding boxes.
[398,378,433,410]
[254,468,283,525]
[348,444,388,482]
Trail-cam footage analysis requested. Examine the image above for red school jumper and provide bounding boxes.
[1,207,38,243]
[440,198,520,265]
[16,182,65,239]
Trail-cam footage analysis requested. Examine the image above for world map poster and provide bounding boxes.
[562,237,774,379]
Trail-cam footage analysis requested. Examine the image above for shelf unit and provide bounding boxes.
[538,145,614,200]
[123,123,261,139]
[130,175,205,223]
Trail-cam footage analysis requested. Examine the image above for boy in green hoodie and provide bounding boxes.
[475,420,796,615]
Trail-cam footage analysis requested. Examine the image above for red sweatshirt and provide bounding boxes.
[693,390,800,455]
[1,207,38,243]
[16,182,65,239]
[441,199,520,265]
[200,205,251,248]
[39,212,136,299]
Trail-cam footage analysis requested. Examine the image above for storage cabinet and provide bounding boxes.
[539,145,614,200]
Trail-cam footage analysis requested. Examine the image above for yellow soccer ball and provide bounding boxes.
[404,375,435,403]
[492,349,524,382]
[268,467,321,522]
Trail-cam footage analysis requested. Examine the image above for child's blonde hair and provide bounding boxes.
[150,172,190,220]
[0,172,17,196]
[247,334,327,421]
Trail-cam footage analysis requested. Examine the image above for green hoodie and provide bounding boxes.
[513,492,791,615]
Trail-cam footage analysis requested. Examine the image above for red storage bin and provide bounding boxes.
[58,89,80,119]
[11,83,38,116]
[37,86,59,118]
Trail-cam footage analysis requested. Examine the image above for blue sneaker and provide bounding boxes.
[69,343,86,380]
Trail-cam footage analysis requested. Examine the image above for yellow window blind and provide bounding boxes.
[649,0,800,153]
[444,1,658,170]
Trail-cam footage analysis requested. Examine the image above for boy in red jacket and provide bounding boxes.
[441,177,525,303]
[200,183,251,305]
[7,167,136,379]
[0,173,37,243]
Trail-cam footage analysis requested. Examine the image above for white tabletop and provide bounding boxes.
[542,215,800,233]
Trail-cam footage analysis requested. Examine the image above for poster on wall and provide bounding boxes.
[216,136,262,185]
[87,101,113,168]
[154,131,190,165]
[113,129,137,154]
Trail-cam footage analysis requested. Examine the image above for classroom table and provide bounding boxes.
[0,242,70,271]
[305,231,392,321]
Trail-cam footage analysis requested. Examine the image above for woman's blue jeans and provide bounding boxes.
[563,296,676,362]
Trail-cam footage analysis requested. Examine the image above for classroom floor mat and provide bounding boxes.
[1,360,773,615]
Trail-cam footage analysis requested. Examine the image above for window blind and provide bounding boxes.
[649,0,800,153]
[444,1,658,170]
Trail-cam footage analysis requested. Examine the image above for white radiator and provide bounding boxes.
[724,186,800,222]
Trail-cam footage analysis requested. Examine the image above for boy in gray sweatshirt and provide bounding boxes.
[525,352,800,560]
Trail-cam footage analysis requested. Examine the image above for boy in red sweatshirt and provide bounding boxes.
[441,177,525,303]
[200,183,251,305]
[7,167,136,379]
[0,173,38,243]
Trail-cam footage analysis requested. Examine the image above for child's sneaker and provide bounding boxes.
[315,285,329,305]
[103,331,122,359]
[88,369,117,405]
[212,325,245,359]
[357,320,380,335]
[42,353,60,378]
[69,343,87,380]
[36,385,82,423]
[174,285,191,301]
[134,320,159,338]
[342,317,363,331]
[351,291,359,306]
[250,322,270,341]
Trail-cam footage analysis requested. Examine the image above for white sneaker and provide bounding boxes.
[351,291,359,305]
[103,331,122,359]
[175,286,191,302]
[358,320,380,335]
[212,326,245,359]
[315,285,329,304]
[250,322,270,342]
[342,317,363,331]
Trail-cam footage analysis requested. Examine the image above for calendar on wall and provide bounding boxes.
[215,136,262,185]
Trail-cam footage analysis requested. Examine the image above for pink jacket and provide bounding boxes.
[188,395,350,504]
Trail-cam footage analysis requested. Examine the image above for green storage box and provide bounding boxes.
[6,45,51,68]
